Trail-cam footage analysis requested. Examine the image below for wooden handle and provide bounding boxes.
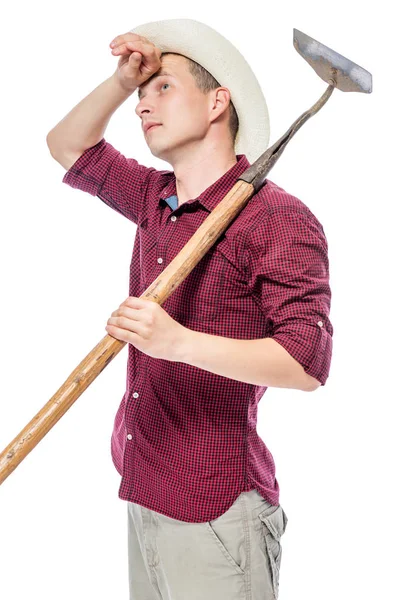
[0,179,255,485]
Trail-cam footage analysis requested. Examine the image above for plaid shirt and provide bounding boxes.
[62,138,333,523]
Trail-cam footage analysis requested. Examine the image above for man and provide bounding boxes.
[47,18,333,600]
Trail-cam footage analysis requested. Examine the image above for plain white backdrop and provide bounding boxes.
[0,2,397,599]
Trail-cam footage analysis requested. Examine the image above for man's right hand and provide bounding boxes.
[110,32,163,93]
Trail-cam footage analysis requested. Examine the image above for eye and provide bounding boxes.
[161,82,170,91]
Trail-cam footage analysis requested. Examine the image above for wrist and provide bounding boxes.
[176,326,197,364]
[110,71,137,97]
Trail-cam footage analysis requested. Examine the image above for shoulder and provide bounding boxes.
[232,178,327,250]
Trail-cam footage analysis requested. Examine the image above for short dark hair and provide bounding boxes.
[163,52,239,148]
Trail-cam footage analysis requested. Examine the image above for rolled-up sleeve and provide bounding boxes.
[62,138,157,224]
[245,206,334,386]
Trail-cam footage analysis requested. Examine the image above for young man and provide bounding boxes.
[47,18,333,600]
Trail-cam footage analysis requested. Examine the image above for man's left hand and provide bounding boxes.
[105,296,189,362]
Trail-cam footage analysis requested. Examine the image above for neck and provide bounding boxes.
[172,144,237,206]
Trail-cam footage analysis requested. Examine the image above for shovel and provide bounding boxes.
[0,29,372,486]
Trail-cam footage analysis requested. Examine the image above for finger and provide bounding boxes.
[111,306,138,319]
[110,298,130,315]
[105,324,136,344]
[110,33,143,48]
[107,316,137,330]
[128,51,142,65]
[109,311,149,330]
[106,318,144,340]
[111,39,150,55]
[125,296,149,308]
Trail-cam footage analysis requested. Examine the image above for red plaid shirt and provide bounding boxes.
[62,138,333,522]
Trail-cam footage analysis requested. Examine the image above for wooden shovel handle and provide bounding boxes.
[0,179,255,486]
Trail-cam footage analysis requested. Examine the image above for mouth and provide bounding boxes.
[146,124,161,134]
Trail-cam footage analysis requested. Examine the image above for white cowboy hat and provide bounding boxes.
[130,18,270,164]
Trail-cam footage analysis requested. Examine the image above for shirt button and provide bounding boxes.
[133,392,139,398]
[157,257,163,264]
[127,434,133,440]
[317,321,324,327]
[171,215,177,221]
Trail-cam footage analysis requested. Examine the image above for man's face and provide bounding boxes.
[135,53,212,163]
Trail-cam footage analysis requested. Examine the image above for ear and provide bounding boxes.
[209,87,231,122]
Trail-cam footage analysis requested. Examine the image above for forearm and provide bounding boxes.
[180,329,320,391]
[46,72,135,156]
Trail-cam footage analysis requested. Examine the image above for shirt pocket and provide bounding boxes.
[172,246,250,327]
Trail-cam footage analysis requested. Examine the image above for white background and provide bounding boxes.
[0,2,397,599]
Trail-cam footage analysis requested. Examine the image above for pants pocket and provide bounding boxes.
[257,504,288,599]
[205,520,245,576]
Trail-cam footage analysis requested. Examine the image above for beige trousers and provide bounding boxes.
[127,488,289,600]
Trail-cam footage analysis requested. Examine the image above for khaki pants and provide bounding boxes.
[127,488,288,600]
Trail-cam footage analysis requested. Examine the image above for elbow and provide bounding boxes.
[46,131,57,157]
[46,130,64,158]
[302,373,322,392]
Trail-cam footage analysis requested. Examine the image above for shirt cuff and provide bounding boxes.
[62,138,113,195]
[271,320,332,386]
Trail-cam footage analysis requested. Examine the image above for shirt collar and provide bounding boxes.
[158,154,251,213]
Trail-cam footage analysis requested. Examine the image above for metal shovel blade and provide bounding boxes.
[293,28,372,93]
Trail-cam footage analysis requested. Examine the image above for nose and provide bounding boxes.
[135,94,157,119]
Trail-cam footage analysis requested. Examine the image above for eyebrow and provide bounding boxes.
[137,70,175,99]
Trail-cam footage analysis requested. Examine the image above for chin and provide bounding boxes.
[149,142,171,162]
